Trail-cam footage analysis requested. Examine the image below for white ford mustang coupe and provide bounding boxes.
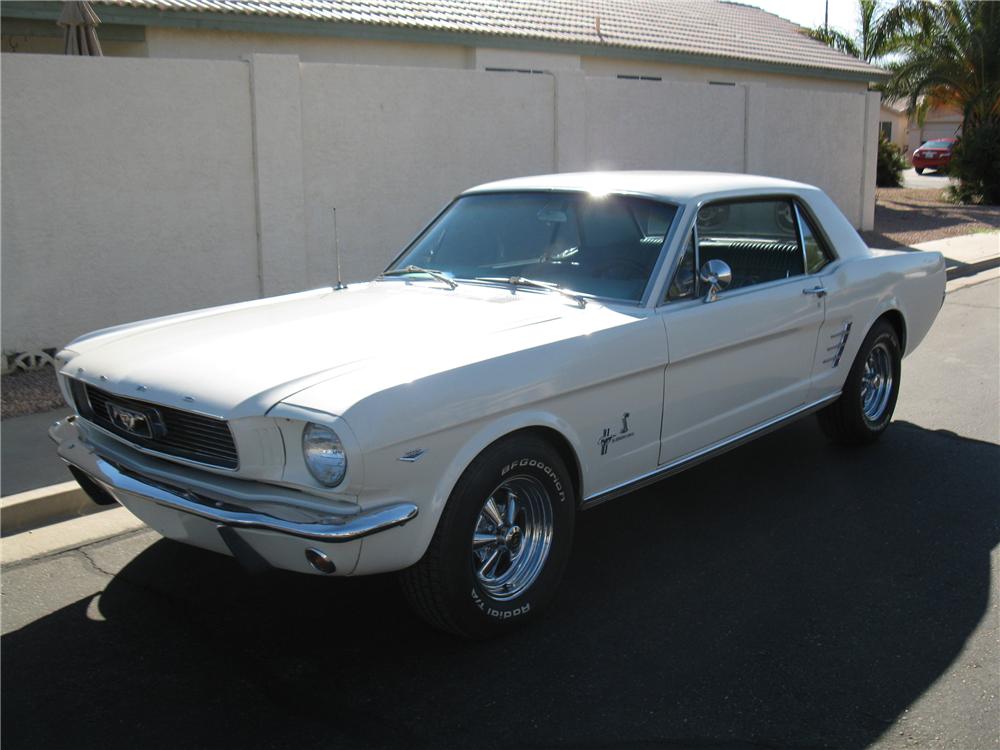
[51,172,945,637]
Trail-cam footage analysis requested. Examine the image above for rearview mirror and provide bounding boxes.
[536,208,567,223]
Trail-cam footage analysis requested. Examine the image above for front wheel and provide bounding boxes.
[817,319,901,444]
[400,435,575,638]
[915,167,924,175]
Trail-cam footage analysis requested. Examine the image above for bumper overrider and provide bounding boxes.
[49,416,418,575]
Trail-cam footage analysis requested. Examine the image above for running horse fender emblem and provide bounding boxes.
[600,412,633,456]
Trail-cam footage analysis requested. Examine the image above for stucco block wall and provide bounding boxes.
[580,56,866,93]
[746,86,871,233]
[1,52,880,353]
[299,63,555,282]
[583,78,746,172]
[144,26,471,68]
[1,54,260,353]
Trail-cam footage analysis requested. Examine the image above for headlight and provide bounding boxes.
[302,423,347,487]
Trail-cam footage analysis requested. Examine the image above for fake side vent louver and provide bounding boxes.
[824,322,852,368]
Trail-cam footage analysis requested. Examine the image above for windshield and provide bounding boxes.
[389,191,679,302]
[923,140,954,149]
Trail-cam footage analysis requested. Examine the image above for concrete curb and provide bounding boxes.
[1,506,147,566]
[1,481,111,536]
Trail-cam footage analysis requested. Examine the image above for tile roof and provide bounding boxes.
[97,0,886,79]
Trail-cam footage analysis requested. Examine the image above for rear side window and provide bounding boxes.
[797,206,834,274]
[696,199,804,290]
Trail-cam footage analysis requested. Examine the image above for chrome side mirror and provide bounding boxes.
[699,259,732,303]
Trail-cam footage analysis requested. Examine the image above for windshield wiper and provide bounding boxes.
[476,276,587,308]
[379,265,458,290]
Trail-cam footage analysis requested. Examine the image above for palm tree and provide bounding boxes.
[806,0,913,63]
[882,1,1000,202]
[883,1,999,132]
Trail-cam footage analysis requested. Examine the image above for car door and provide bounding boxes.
[656,197,827,465]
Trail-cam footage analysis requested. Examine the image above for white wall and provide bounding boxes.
[583,78,747,172]
[1,53,879,353]
[299,63,555,281]
[1,54,260,353]
[581,55,866,93]
[746,85,874,232]
[145,26,471,68]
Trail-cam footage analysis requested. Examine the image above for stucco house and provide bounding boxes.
[879,99,910,152]
[880,99,963,157]
[4,0,884,89]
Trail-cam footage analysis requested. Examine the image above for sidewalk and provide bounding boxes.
[2,230,997,545]
[911,231,1000,284]
[2,408,70,496]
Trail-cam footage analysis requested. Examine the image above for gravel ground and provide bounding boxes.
[860,187,1000,249]
[2,190,995,421]
[2,368,66,420]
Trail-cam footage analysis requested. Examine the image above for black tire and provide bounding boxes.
[915,167,924,175]
[400,434,575,638]
[817,319,901,445]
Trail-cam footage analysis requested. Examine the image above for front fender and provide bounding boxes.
[354,409,583,575]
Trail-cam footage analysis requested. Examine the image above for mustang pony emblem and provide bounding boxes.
[106,402,156,438]
[600,412,634,456]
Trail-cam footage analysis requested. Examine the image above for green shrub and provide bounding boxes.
[876,136,907,187]
[948,122,1000,205]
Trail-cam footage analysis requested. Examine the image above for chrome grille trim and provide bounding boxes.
[69,380,239,470]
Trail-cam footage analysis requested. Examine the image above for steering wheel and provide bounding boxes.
[592,257,648,279]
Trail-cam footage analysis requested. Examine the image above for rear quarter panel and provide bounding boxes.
[810,249,945,399]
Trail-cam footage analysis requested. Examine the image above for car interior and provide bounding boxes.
[402,192,678,302]
[694,199,805,290]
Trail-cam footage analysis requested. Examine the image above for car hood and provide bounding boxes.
[62,282,621,419]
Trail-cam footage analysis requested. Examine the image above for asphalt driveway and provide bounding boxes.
[901,167,955,190]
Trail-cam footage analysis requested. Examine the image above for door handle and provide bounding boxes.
[802,286,827,298]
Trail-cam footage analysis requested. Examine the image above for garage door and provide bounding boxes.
[922,122,961,141]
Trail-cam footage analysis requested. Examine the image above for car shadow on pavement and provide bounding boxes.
[3,418,998,750]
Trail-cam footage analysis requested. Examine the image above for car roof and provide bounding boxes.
[463,170,814,202]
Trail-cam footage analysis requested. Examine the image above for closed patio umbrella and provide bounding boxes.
[58,1,103,56]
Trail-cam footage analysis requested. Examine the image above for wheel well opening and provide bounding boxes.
[517,427,583,507]
[878,309,907,354]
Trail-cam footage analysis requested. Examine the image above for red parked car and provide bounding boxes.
[911,138,957,174]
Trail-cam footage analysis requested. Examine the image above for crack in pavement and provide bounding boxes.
[76,546,117,579]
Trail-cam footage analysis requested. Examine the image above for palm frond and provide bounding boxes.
[805,26,862,59]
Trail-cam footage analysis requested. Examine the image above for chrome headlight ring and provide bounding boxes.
[302,422,348,487]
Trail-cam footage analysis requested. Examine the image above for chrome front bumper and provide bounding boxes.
[50,416,418,573]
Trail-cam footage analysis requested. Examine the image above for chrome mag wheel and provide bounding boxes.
[472,475,554,601]
[860,341,894,422]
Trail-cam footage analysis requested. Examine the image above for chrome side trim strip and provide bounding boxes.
[581,392,841,510]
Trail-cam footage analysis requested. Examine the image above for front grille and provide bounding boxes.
[70,380,238,469]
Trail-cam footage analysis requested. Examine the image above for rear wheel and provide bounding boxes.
[400,434,575,638]
[817,319,901,444]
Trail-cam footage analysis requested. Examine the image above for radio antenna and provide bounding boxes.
[332,207,347,290]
